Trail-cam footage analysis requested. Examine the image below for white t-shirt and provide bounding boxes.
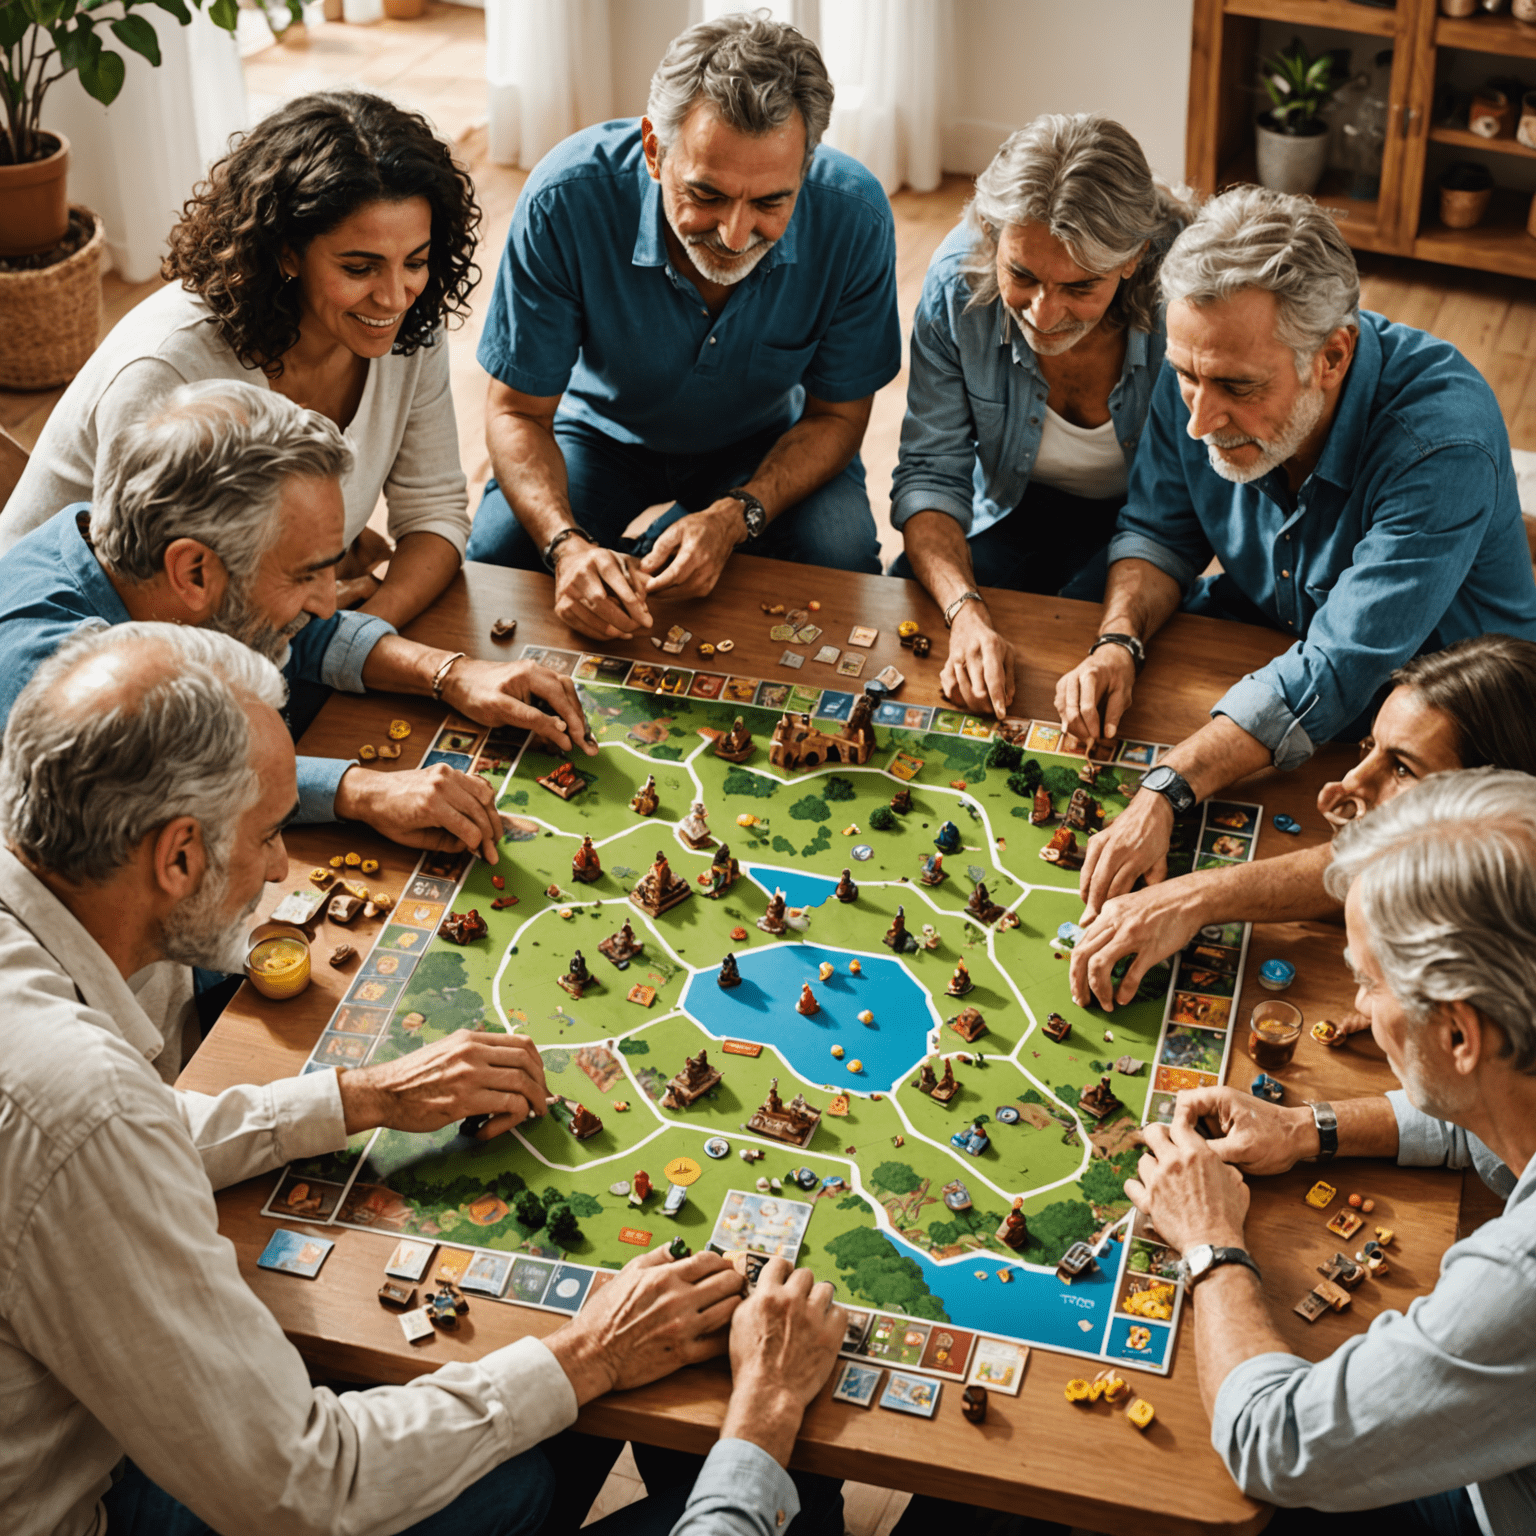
[0,283,470,557]
[1030,404,1128,502]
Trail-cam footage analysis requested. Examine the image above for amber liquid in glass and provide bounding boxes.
[1250,1021,1300,1071]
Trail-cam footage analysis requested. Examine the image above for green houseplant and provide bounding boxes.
[1255,38,1341,197]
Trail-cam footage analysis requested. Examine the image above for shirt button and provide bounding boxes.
[1029,417,1039,425]
[708,336,717,345]
[1281,570,1290,579]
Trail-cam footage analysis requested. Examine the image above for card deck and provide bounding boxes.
[399,1307,436,1344]
[831,1360,883,1407]
[836,652,866,678]
[879,1371,940,1417]
[256,1229,334,1279]
[778,649,805,669]
[385,1238,436,1282]
[847,625,878,648]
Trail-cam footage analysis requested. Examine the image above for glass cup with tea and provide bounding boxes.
[1250,1000,1303,1071]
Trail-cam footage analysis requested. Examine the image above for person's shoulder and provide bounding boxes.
[803,143,895,229]
[0,506,89,595]
[522,119,646,210]
[1365,310,1502,440]
[98,284,232,375]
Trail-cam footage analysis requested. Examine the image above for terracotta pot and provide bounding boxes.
[323,0,343,16]
[1470,87,1512,138]
[1440,163,1494,228]
[0,132,70,258]
[383,0,426,15]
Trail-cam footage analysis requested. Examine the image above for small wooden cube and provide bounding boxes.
[1126,1398,1156,1430]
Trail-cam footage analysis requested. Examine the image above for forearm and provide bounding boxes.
[1161,715,1275,804]
[670,1437,802,1536]
[719,1376,808,1468]
[358,633,459,697]
[486,409,575,550]
[902,510,990,613]
[1175,842,1341,929]
[740,407,866,524]
[361,531,460,629]
[1099,557,1183,642]
[1194,1264,1289,1419]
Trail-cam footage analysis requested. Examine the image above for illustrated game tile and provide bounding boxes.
[787,685,822,713]
[433,1248,474,1286]
[723,676,759,702]
[836,652,867,678]
[841,1307,873,1354]
[543,1264,595,1313]
[256,1229,334,1279]
[769,625,796,642]
[847,625,878,648]
[509,1256,559,1306]
[865,1314,930,1366]
[967,1337,1028,1395]
[709,1189,814,1261]
[918,1326,977,1380]
[399,1307,436,1344]
[873,665,905,692]
[831,1360,883,1407]
[778,649,805,669]
[385,1238,437,1282]
[879,1371,941,1417]
[460,1251,513,1297]
[813,645,841,666]
[887,751,925,782]
[270,886,327,926]
[754,682,790,709]
[793,625,823,646]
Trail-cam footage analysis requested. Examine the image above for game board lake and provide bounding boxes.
[741,864,840,911]
[680,941,939,1092]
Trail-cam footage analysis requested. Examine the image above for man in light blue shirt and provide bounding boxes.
[1132,768,1536,1535]
[1054,186,1536,915]
[470,13,900,640]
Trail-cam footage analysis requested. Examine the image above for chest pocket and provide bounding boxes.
[751,338,819,387]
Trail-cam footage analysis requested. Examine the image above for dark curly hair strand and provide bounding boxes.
[163,91,481,375]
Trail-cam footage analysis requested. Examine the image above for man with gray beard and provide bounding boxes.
[1053,185,1536,917]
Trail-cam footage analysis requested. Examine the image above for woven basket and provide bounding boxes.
[0,207,104,390]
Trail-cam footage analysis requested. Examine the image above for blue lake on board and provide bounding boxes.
[680,943,937,1092]
[742,864,840,912]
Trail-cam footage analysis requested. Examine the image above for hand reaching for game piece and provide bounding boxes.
[1070,880,1208,1010]
[1054,644,1137,754]
[335,762,505,864]
[941,605,1016,720]
[638,502,743,600]
[544,1246,744,1405]
[553,541,653,639]
[1124,1100,1251,1255]
[1078,788,1173,918]
[338,1028,549,1136]
[1176,1086,1322,1178]
[440,658,598,758]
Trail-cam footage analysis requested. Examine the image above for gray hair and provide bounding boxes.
[964,114,1193,336]
[1324,768,1536,1073]
[90,379,352,586]
[647,10,833,166]
[1159,184,1360,372]
[0,622,286,885]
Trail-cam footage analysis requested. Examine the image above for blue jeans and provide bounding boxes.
[466,417,880,576]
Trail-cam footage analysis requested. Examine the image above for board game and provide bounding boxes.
[265,643,1262,1381]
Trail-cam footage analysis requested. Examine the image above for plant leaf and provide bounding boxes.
[109,12,160,63]
[206,0,239,30]
[143,0,193,21]
[77,40,123,102]
[0,7,31,46]
[54,15,98,71]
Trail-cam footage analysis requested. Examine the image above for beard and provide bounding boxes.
[160,841,261,974]
[206,577,310,667]
[1006,303,1097,358]
[1202,383,1327,484]
[664,203,774,287]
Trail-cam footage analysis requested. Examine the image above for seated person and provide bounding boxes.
[891,113,1189,717]
[1071,633,1536,1013]
[1132,767,1536,1533]
[0,622,849,1536]
[470,11,900,637]
[1,91,477,626]
[1052,186,1536,913]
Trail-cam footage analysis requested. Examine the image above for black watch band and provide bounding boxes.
[1140,764,1197,816]
[1184,1244,1263,1287]
[1310,1101,1338,1162]
[541,525,598,572]
[1090,632,1146,673]
[724,488,767,541]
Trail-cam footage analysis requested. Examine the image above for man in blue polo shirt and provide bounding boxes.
[469,12,900,640]
[1053,186,1536,914]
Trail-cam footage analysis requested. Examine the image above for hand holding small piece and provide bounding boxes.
[1055,645,1136,753]
[1078,790,1173,918]
[1070,882,1205,1010]
[1176,1086,1319,1178]
[552,541,653,639]
[1124,1101,1251,1253]
[639,503,742,599]
[941,605,1016,719]
[440,659,597,758]
[337,763,503,863]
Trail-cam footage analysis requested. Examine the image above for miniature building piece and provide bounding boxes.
[996,1199,1028,1251]
[934,820,962,854]
[328,944,357,968]
[439,908,487,945]
[912,1061,938,1095]
[1305,1180,1338,1209]
[942,1179,972,1212]
[1029,784,1054,825]
[1318,1252,1366,1290]
[1113,1055,1143,1076]
[1057,1242,1099,1284]
[929,1057,961,1105]
[917,852,946,887]
[678,800,713,849]
[630,850,693,918]
[662,1048,723,1110]
[630,774,660,816]
[1078,1075,1122,1121]
[558,951,594,1000]
[946,961,974,998]
[909,634,932,659]
[951,1120,990,1156]
[757,887,789,935]
[327,892,364,925]
[630,1170,653,1206]
[883,905,918,954]
[1125,1398,1156,1431]
[1064,788,1104,833]
[796,982,820,1017]
[1293,1290,1330,1323]
[713,716,756,763]
[571,835,602,884]
[746,1077,823,1149]
[949,1006,987,1043]
[960,1385,987,1425]
[768,695,875,771]
[1043,1012,1071,1043]
[1077,759,1100,787]
[890,787,913,815]
[378,1280,416,1310]
[718,953,742,988]
[701,841,740,897]
[965,882,1005,925]
[598,919,643,966]
[1312,1277,1352,1313]
[490,617,517,641]
[538,761,586,801]
[1326,1209,1364,1239]
[834,868,858,903]
[1312,1018,1340,1044]
[568,1102,604,1141]
[1040,826,1084,870]
[1251,1072,1285,1103]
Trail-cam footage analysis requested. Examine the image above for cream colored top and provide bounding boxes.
[0,284,470,557]
[1029,404,1129,502]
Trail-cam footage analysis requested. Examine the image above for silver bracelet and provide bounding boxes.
[430,651,465,701]
[943,589,983,628]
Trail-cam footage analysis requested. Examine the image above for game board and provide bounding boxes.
[265,647,1262,1379]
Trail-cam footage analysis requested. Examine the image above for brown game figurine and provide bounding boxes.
[718,952,742,988]
[834,868,858,903]
[961,1385,988,1425]
[1043,1011,1071,1043]
[328,943,357,968]
[757,887,788,935]
[571,835,602,884]
[678,800,713,849]
[490,617,517,641]
[1077,759,1100,787]
[949,1006,986,1043]
[913,1060,939,1095]
[883,905,917,953]
[701,841,740,897]
[795,982,820,1017]
[558,950,594,999]
[713,715,756,763]
[537,761,586,801]
[661,1048,723,1109]
[629,774,659,816]
[746,1077,823,1148]
[1040,826,1083,870]
[946,960,974,998]
[929,1056,961,1104]
[1029,784,1054,826]
[1078,1074,1122,1120]
[890,786,912,815]
[768,693,875,771]
[1065,787,1104,833]
[630,849,692,917]
[439,908,487,945]
[629,1169,653,1206]
[568,1101,604,1141]
[917,851,946,887]
[995,1198,1028,1251]
[598,919,643,966]
[965,882,1005,924]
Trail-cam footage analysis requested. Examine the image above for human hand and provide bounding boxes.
[545,1246,744,1404]
[441,659,597,758]
[1323,1010,1373,1047]
[339,1028,549,1135]
[336,573,385,610]
[1079,789,1173,917]
[336,763,504,863]
[552,541,653,638]
[940,605,1016,719]
[1124,1100,1250,1254]
[1070,881,1206,1011]
[1054,646,1137,753]
[1177,1087,1319,1178]
[638,502,741,599]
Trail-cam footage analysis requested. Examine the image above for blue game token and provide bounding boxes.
[1057,921,1083,946]
[1272,814,1301,835]
[1258,958,1296,992]
[851,844,873,861]
[995,1105,1021,1125]
[703,1136,730,1159]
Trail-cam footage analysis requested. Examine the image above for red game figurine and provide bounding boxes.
[796,982,820,1016]
[440,908,487,945]
[571,835,602,884]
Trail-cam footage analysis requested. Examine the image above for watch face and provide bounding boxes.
[1184,1244,1213,1281]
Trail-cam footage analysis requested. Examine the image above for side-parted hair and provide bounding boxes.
[1325,768,1536,1072]
[647,10,833,166]
[0,623,286,885]
[964,113,1192,336]
[1393,634,1536,776]
[90,380,352,587]
[1158,184,1360,371]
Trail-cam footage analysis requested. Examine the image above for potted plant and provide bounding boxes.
[1256,38,1341,197]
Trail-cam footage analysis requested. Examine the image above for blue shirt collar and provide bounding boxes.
[61,506,132,624]
[632,157,799,275]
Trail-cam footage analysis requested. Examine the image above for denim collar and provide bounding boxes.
[63,506,132,624]
[1001,306,1151,378]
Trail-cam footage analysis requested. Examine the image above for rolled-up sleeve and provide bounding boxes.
[382,338,471,555]
[669,1439,801,1536]
[1209,674,1319,772]
[175,1066,347,1191]
[296,754,353,824]
[317,611,396,694]
[1390,1090,1515,1199]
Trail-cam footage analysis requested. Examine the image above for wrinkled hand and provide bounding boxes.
[1055,646,1137,753]
[941,606,1016,719]
[1324,1009,1373,1047]
[339,1028,549,1135]
[553,541,653,639]
[547,1247,744,1404]
[1079,789,1172,918]
[1177,1087,1319,1178]
[337,762,504,863]
[638,503,741,599]
[1070,881,1205,1011]
[441,659,596,758]
[1124,1100,1251,1254]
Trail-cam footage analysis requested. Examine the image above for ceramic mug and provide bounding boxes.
[1470,86,1512,138]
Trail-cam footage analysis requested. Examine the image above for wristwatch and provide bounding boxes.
[1182,1244,1262,1287]
[1089,631,1146,673]
[943,589,983,628]
[1309,1100,1338,1162]
[1139,764,1197,816]
[724,488,768,541]
[541,525,598,572]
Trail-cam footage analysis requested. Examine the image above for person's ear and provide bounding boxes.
[1441,999,1486,1077]
[1316,324,1357,392]
[1121,240,1149,279]
[151,815,205,903]
[640,116,663,182]
[161,539,229,621]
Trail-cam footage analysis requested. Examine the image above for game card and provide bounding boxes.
[769,624,797,642]
[793,625,822,646]
[887,750,925,781]
[270,886,327,926]
[836,652,866,678]
[264,1173,346,1223]
[754,681,790,709]
[873,665,905,692]
[688,673,727,700]
[813,690,854,721]
[778,649,805,669]
[399,1308,435,1344]
[967,1337,1028,1395]
[257,1229,334,1279]
[1025,720,1064,752]
[709,1190,813,1261]
[421,750,473,772]
[787,685,822,714]
[658,669,692,696]
[847,625,878,648]
[627,662,665,692]
[864,1314,930,1366]
[918,1326,977,1380]
[542,1265,595,1313]
[813,645,841,666]
[831,1361,883,1407]
[385,1238,437,1282]
[879,1371,940,1417]
[508,1256,558,1307]
[723,676,759,702]
[433,1248,474,1286]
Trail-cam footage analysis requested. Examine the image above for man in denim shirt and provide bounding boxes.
[1056,187,1536,914]
[1132,769,1536,1536]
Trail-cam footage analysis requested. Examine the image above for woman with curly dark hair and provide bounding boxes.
[1,91,481,626]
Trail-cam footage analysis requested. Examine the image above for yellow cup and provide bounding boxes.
[245,922,312,1000]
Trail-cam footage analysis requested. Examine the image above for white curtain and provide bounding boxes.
[486,0,613,169]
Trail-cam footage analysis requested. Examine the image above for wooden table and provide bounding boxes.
[181,557,1466,1536]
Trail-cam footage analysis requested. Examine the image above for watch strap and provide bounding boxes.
[1310,1100,1339,1162]
[724,488,767,541]
[1090,631,1146,673]
[1141,764,1197,815]
[943,589,983,628]
[1206,1246,1262,1285]
[541,525,598,572]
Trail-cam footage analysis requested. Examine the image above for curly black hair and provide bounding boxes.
[163,91,480,375]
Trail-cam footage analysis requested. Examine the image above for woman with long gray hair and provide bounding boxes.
[890,114,1191,717]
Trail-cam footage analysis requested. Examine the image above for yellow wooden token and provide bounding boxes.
[360,859,379,874]
[698,642,716,657]
[1064,1379,1091,1402]
[898,619,920,638]
[664,1155,703,1187]
[358,744,378,761]
[388,720,412,740]
[344,852,362,867]
[329,854,345,869]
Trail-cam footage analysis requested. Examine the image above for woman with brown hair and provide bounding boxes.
[1,90,480,626]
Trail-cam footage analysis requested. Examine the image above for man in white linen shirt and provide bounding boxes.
[0,623,847,1536]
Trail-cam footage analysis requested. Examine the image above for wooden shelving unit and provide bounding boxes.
[1188,0,1536,278]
